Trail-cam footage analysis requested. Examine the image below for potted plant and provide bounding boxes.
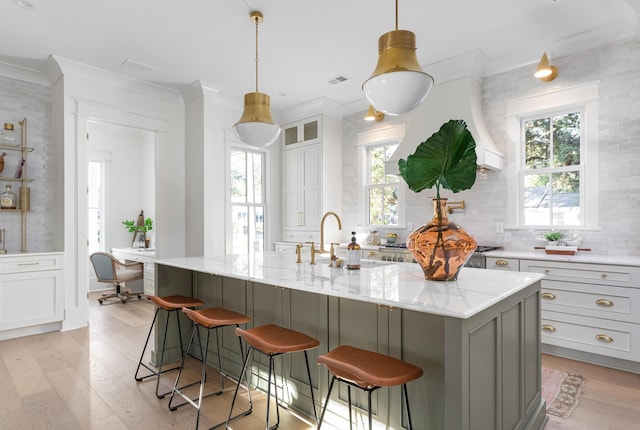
[543,231,562,245]
[122,217,153,248]
[398,119,478,281]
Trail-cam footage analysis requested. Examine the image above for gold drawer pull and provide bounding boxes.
[595,334,614,343]
[541,324,556,332]
[544,269,550,273]
[541,292,556,300]
[595,299,614,307]
[495,259,509,266]
[368,251,376,257]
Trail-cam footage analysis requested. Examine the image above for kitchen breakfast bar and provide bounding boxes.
[153,253,547,430]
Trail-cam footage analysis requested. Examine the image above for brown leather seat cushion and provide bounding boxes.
[318,345,423,388]
[236,324,319,354]
[148,294,205,311]
[182,307,250,328]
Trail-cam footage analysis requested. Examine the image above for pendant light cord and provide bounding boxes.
[255,15,259,92]
[395,0,398,31]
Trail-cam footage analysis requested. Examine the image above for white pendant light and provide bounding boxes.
[362,0,434,116]
[233,11,281,147]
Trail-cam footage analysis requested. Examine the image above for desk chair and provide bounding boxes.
[90,251,143,304]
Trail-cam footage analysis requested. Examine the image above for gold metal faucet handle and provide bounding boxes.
[295,243,303,263]
[305,241,316,265]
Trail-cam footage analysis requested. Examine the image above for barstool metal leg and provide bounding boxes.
[368,390,373,430]
[303,350,318,423]
[403,383,414,430]
[317,375,336,429]
[223,346,255,429]
[348,385,353,430]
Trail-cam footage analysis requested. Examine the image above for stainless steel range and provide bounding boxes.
[464,245,501,268]
[366,244,500,267]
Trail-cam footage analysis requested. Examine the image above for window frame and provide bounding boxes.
[506,82,600,230]
[229,147,267,254]
[364,141,403,228]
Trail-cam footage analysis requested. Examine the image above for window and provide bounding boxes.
[506,82,599,229]
[366,142,400,226]
[87,159,105,254]
[230,149,265,253]
[521,110,582,226]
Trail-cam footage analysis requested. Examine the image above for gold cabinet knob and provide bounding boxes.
[544,269,550,273]
[541,292,556,300]
[601,273,608,279]
[495,259,508,266]
[595,298,614,307]
[541,324,556,332]
[595,334,614,343]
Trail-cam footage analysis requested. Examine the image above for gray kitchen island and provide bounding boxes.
[153,253,547,430]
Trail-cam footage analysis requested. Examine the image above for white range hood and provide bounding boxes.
[385,75,504,174]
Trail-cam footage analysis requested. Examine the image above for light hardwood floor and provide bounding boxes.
[1,292,639,429]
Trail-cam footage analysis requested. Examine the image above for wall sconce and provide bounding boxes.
[534,52,558,82]
[364,105,385,122]
[446,200,465,214]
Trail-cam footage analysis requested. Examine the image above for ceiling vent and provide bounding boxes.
[327,75,350,85]
[121,59,155,72]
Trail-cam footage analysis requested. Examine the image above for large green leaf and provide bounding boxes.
[398,119,477,196]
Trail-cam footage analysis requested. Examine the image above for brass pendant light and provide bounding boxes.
[362,0,434,116]
[233,11,281,147]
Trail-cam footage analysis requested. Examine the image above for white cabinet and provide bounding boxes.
[112,247,155,296]
[486,257,519,271]
[281,114,342,244]
[0,253,64,338]
[520,259,640,370]
[283,115,321,147]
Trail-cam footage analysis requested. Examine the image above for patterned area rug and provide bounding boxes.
[542,367,586,419]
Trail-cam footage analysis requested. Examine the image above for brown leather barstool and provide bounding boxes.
[135,294,205,398]
[225,324,319,430]
[168,307,251,430]
[317,345,423,430]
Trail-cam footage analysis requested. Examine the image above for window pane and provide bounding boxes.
[370,146,385,185]
[383,186,398,225]
[232,206,248,254]
[553,112,581,167]
[230,151,246,203]
[369,187,383,225]
[251,152,263,204]
[523,173,550,225]
[552,171,580,226]
[524,117,550,170]
[254,206,264,252]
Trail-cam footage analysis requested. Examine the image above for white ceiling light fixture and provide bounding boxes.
[362,0,434,116]
[232,10,281,148]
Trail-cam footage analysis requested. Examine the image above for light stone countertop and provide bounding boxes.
[156,252,543,320]
[484,250,640,267]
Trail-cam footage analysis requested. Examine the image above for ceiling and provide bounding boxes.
[1,0,639,116]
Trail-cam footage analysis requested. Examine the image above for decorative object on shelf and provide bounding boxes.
[232,10,281,148]
[399,119,478,281]
[14,157,25,178]
[19,187,30,211]
[1,123,16,146]
[534,52,558,82]
[386,232,397,244]
[1,184,17,209]
[122,210,153,248]
[362,0,434,115]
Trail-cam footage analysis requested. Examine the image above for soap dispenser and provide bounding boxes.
[346,231,361,270]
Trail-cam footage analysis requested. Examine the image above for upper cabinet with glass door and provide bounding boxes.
[283,115,322,148]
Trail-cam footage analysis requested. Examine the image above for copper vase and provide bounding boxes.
[407,198,477,281]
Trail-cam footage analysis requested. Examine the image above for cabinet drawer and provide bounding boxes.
[541,280,639,323]
[486,257,519,271]
[281,231,319,244]
[0,253,63,274]
[541,310,640,362]
[521,259,639,287]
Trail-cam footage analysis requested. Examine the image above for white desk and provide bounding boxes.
[111,247,155,296]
